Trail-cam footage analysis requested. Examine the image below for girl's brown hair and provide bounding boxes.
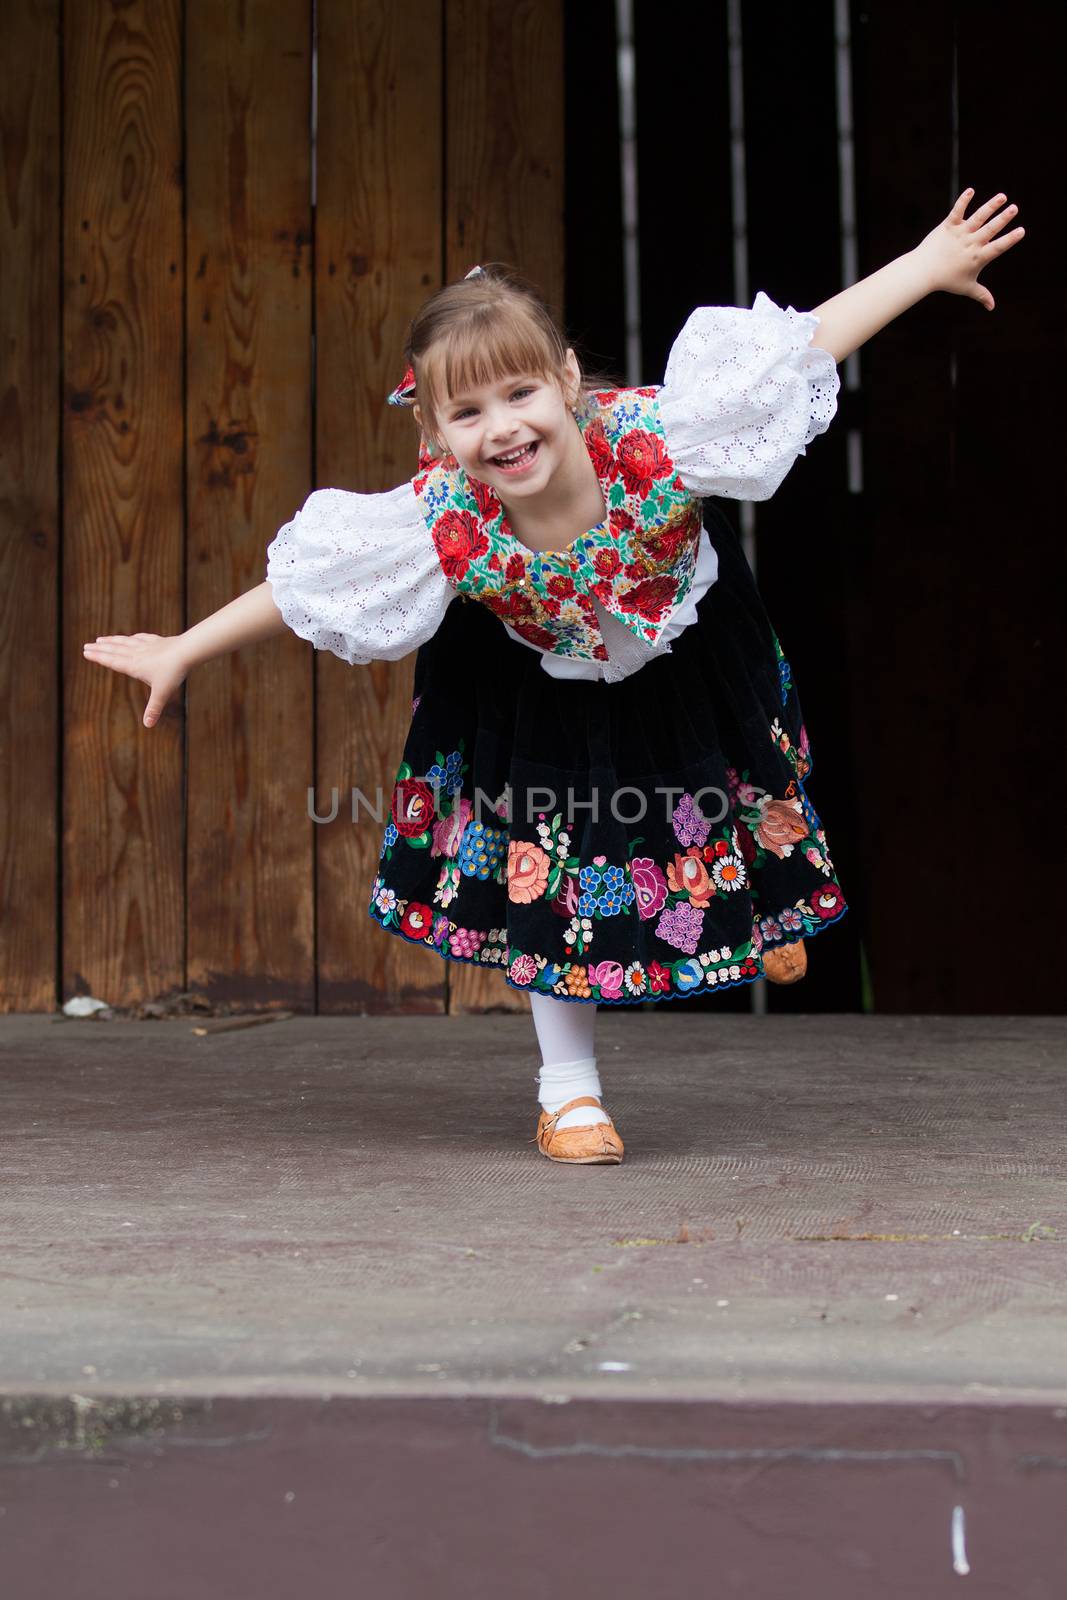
[403,262,622,453]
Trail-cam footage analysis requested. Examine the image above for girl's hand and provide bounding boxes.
[81,633,188,729]
[914,189,1025,311]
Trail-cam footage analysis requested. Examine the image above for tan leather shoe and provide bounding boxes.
[532,1096,624,1165]
[762,939,807,984]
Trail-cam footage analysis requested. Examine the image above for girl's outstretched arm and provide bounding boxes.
[809,188,1026,364]
[82,580,288,730]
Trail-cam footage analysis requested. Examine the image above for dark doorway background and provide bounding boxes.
[564,0,1064,1016]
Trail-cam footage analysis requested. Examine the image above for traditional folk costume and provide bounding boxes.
[266,290,848,1007]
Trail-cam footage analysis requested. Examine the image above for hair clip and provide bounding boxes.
[386,267,488,408]
[387,362,417,408]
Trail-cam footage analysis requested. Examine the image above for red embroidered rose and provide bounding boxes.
[400,902,433,939]
[392,779,435,839]
[616,575,680,623]
[616,429,672,496]
[589,580,613,606]
[592,643,609,661]
[593,546,623,579]
[509,620,560,651]
[488,553,501,571]
[505,552,527,583]
[546,573,577,600]
[811,884,846,919]
[541,597,563,617]
[471,476,502,520]
[584,418,617,481]
[485,590,536,623]
[642,521,692,563]
[432,509,489,581]
[609,508,635,536]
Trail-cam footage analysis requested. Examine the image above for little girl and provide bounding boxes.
[83,188,1023,1167]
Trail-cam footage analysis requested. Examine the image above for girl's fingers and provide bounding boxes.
[989,225,1025,254]
[968,192,1007,229]
[975,202,1019,242]
[82,643,144,676]
[950,187,974,219]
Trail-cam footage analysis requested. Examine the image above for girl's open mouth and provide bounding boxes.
[491,441,540,475]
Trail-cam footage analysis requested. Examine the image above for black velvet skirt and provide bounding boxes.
[367,500,848,1006]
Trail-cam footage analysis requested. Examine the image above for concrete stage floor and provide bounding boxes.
[2,1011,1066,1597]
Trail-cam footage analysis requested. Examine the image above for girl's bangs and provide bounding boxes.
[425,318,559,415]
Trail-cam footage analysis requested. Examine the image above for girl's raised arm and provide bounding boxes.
[809,188,1025,364]
[82,579,288,730]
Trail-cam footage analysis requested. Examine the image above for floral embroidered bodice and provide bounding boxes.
[409,387,704,662]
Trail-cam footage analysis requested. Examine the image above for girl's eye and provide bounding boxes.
[454,388,533,421]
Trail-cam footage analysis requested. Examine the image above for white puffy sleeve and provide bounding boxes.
[657,291,840,502]
[265,482,454,666]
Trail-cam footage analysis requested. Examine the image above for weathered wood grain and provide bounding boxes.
[445,0,564,1014]
[62,0,184,1005]
[0,1,60,1011]
[185,0,315,1011]
[315,0,446,1013]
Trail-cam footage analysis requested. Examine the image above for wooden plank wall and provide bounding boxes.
[0,2,60,1014]
[63,1,185,1006]
[314,0,445,1016]
[185,0,314,1012]
[444,0,564,1016]
[0,0,561,1016]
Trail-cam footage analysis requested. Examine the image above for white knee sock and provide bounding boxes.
[528,992,610,1131]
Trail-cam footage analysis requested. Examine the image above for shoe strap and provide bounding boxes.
[546,1095,603,1120]
[530,1096,611,1145]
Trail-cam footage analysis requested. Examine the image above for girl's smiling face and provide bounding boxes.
[415,349,583,498]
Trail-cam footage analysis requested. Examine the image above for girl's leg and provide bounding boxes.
[528,991,611,1130]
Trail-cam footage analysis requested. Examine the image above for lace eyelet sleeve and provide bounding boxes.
[265,482,453,665]
[656,291,841,502]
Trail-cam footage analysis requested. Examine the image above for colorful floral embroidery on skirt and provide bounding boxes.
[367,507,849,1005]
[368,709,847,1005]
